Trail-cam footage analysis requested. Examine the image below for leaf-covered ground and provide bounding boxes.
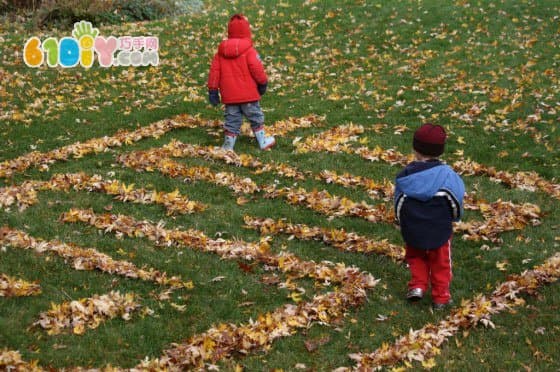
[0,0,559,370]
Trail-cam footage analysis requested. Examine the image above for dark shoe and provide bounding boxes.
[406,288,424,301]
[432,299,454,311]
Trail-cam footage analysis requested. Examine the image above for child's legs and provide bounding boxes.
[427,239,453,304]
[405,245,429,291]
[224,105,244,135]
[239,102,265,131]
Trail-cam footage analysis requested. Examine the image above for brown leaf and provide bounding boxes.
[304,335,331,352]
[260,275,280,285]
[237,302,255,308]
[237,261,254,273]
[236,196,250,205]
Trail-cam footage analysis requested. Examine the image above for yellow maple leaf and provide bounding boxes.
[104,181,120,195]
[202,337,216,352]
[496,261,509,271]
[237,196,250,205]
[151,190,163,203]
[170,303,187,312]
[185,281,194,289]
[498,151,509,158]
[285,54,297,64]
[289,291,302,303]
[73,323,86,335]
[167,188,180,199]
[421,358,436,369]
[120,183,135,194]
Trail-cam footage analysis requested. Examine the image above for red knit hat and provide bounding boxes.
[413,123,447,157]
[228,14,252,39]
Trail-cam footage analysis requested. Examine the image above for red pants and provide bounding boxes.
[405,239,452,304]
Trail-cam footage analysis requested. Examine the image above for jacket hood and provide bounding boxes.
[218,38,253,58]
[396,164,464,202]
[228,14,252,39]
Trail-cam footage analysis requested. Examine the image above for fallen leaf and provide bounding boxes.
[237,261,254,273]
[170,303,187,312]
[496,261,509,271]
[421,358,436,369]
[237,302,255,308]
[304,335,330,352]
[236,196,250,205]
[534,327,545,335]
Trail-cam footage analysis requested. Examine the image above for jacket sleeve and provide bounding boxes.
[449,171,465,221]
[435,167,465,222]
[435,189,463,221]
[207,53,221,90]
[393,185,403,224]
[247,48,268,85]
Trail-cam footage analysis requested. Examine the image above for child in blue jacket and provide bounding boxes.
[394,123,465,310]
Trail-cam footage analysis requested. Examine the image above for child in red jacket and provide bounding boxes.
[207,14,275,151]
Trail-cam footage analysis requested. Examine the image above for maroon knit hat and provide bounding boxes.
[228,14,252,39]
[413,123,447,157]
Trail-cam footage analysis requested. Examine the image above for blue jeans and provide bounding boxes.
[224,102,264,136]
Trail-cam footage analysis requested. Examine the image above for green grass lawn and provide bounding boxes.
[1,0,559,370]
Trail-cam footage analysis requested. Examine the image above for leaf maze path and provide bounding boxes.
[0,173,206,215]
[117,139,544,243]
[0,227,192,289]
[58,208,378,369]
[0,117,558,370]
[0,273,42,298]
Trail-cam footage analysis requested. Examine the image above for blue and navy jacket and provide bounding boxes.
[394,160,465,250]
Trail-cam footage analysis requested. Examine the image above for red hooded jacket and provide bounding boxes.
[207,14,268,104]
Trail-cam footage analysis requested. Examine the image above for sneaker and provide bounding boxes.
[406,288,424,301]
[432,299,454,311]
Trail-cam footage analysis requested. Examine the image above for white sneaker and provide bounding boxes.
[406,288,424,301]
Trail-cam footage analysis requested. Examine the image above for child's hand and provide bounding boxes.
[257,83,267,95]
[208,90,220,106]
